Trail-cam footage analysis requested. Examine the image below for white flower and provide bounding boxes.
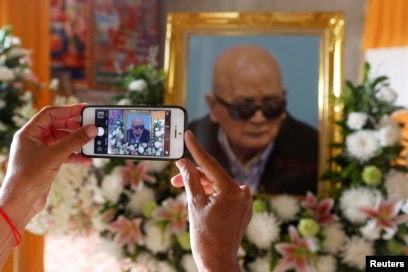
[246,212,280,249]
[146,160,168,173]
[117,98,131,105]
[248,257,271,272]
[0,66,15,81]
[126,187,155,214]
[136,253,160,271]
[92,158,110,168]
[8,47,31,58]
[154,141,163,148]
[339,187,380,223]
[340,236,374,270]
[376,124,401,147]
[99,168,124,203]
[322,223,347,254]
[345,130,379,162]
[144,221,172,253]
[346,112,368,130]
[181,254,198,272]
[270,195,299,221]
[5,36,21,47]
[99,238,125,260]
[21,91,32,102]
[385,170,408,201]
[310,255,337,272]
[157,261,176,272]
[49,78,59,90]
[138,146,145,153]
[376,86,398,103]
[360,220,381,240]
[128,79,147,92]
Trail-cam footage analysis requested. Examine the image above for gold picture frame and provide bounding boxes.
[164,12,344,196]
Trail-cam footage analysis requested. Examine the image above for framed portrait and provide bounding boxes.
[88,0,160,89]
[50,0,88,85]
[164,12,345,196]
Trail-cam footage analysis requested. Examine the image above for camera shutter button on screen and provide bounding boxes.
[97,127,105,137]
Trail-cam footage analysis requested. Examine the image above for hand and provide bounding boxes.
[171,131,252,271]
[0,104,98,224]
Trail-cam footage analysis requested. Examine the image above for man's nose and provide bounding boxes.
[249,109,267,121]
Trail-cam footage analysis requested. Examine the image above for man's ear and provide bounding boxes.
[282,87,287,99]
[205,93,219,123]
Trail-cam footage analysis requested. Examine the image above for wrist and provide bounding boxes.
[0,178,39,231]
[195,255,241,272]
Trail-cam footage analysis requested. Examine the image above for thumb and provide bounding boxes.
[51,125,97,161]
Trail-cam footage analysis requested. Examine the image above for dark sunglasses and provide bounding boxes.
[132,125,144,130]
[214,94,286,120]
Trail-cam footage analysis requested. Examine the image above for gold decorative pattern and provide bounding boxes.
[164,12,344,197]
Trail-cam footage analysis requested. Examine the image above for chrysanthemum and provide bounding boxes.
[346,112,368,130]
[270,195,299,221]
[126,187,155,214]
[321,223,347,254]
[345,130,379,162]
[181,254,198,272]
[340,236,374,270]
[376,125,401,147]
[246,212,280,249]
[386,170,408,201]
[310,255,337,272]
[339,187,380,223]
[144,221,172,253]
[248,256,271,272]
[99,168,123,203]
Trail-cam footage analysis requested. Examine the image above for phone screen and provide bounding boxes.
[92,108,174,158]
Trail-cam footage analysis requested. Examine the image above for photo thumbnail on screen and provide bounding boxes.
[93,108,171,157]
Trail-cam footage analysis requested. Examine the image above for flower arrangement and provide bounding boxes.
[92,62,408,272]
[236,63,408,272]
[0,25,40,181]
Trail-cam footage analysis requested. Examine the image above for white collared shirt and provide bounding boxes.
[217,128,274,194]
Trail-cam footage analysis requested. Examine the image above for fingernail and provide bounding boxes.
[175,159,184,170]
[85,125,98,138]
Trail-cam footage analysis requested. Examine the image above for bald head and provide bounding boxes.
[205,44,287,162]
[212,44,283,94]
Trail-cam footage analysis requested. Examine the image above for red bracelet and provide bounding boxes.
[0,209,23,247]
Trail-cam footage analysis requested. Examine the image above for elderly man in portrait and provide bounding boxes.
[188,44,318,195]
[126,116,151,143]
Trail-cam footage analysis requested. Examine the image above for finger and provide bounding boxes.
[49,125,97,163]
[43,130,71,145]
[170,173,184,187]
[171,171,214,194]
[65,153,93,166]
[184,130,239,192]
[26,104,87,136]
[51,117,81,131]
[175,158,206,207]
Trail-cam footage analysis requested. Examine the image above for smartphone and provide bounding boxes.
[81,105,187,160]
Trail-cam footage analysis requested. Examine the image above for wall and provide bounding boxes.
[79,0,366,103]
[162,0,367,83]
